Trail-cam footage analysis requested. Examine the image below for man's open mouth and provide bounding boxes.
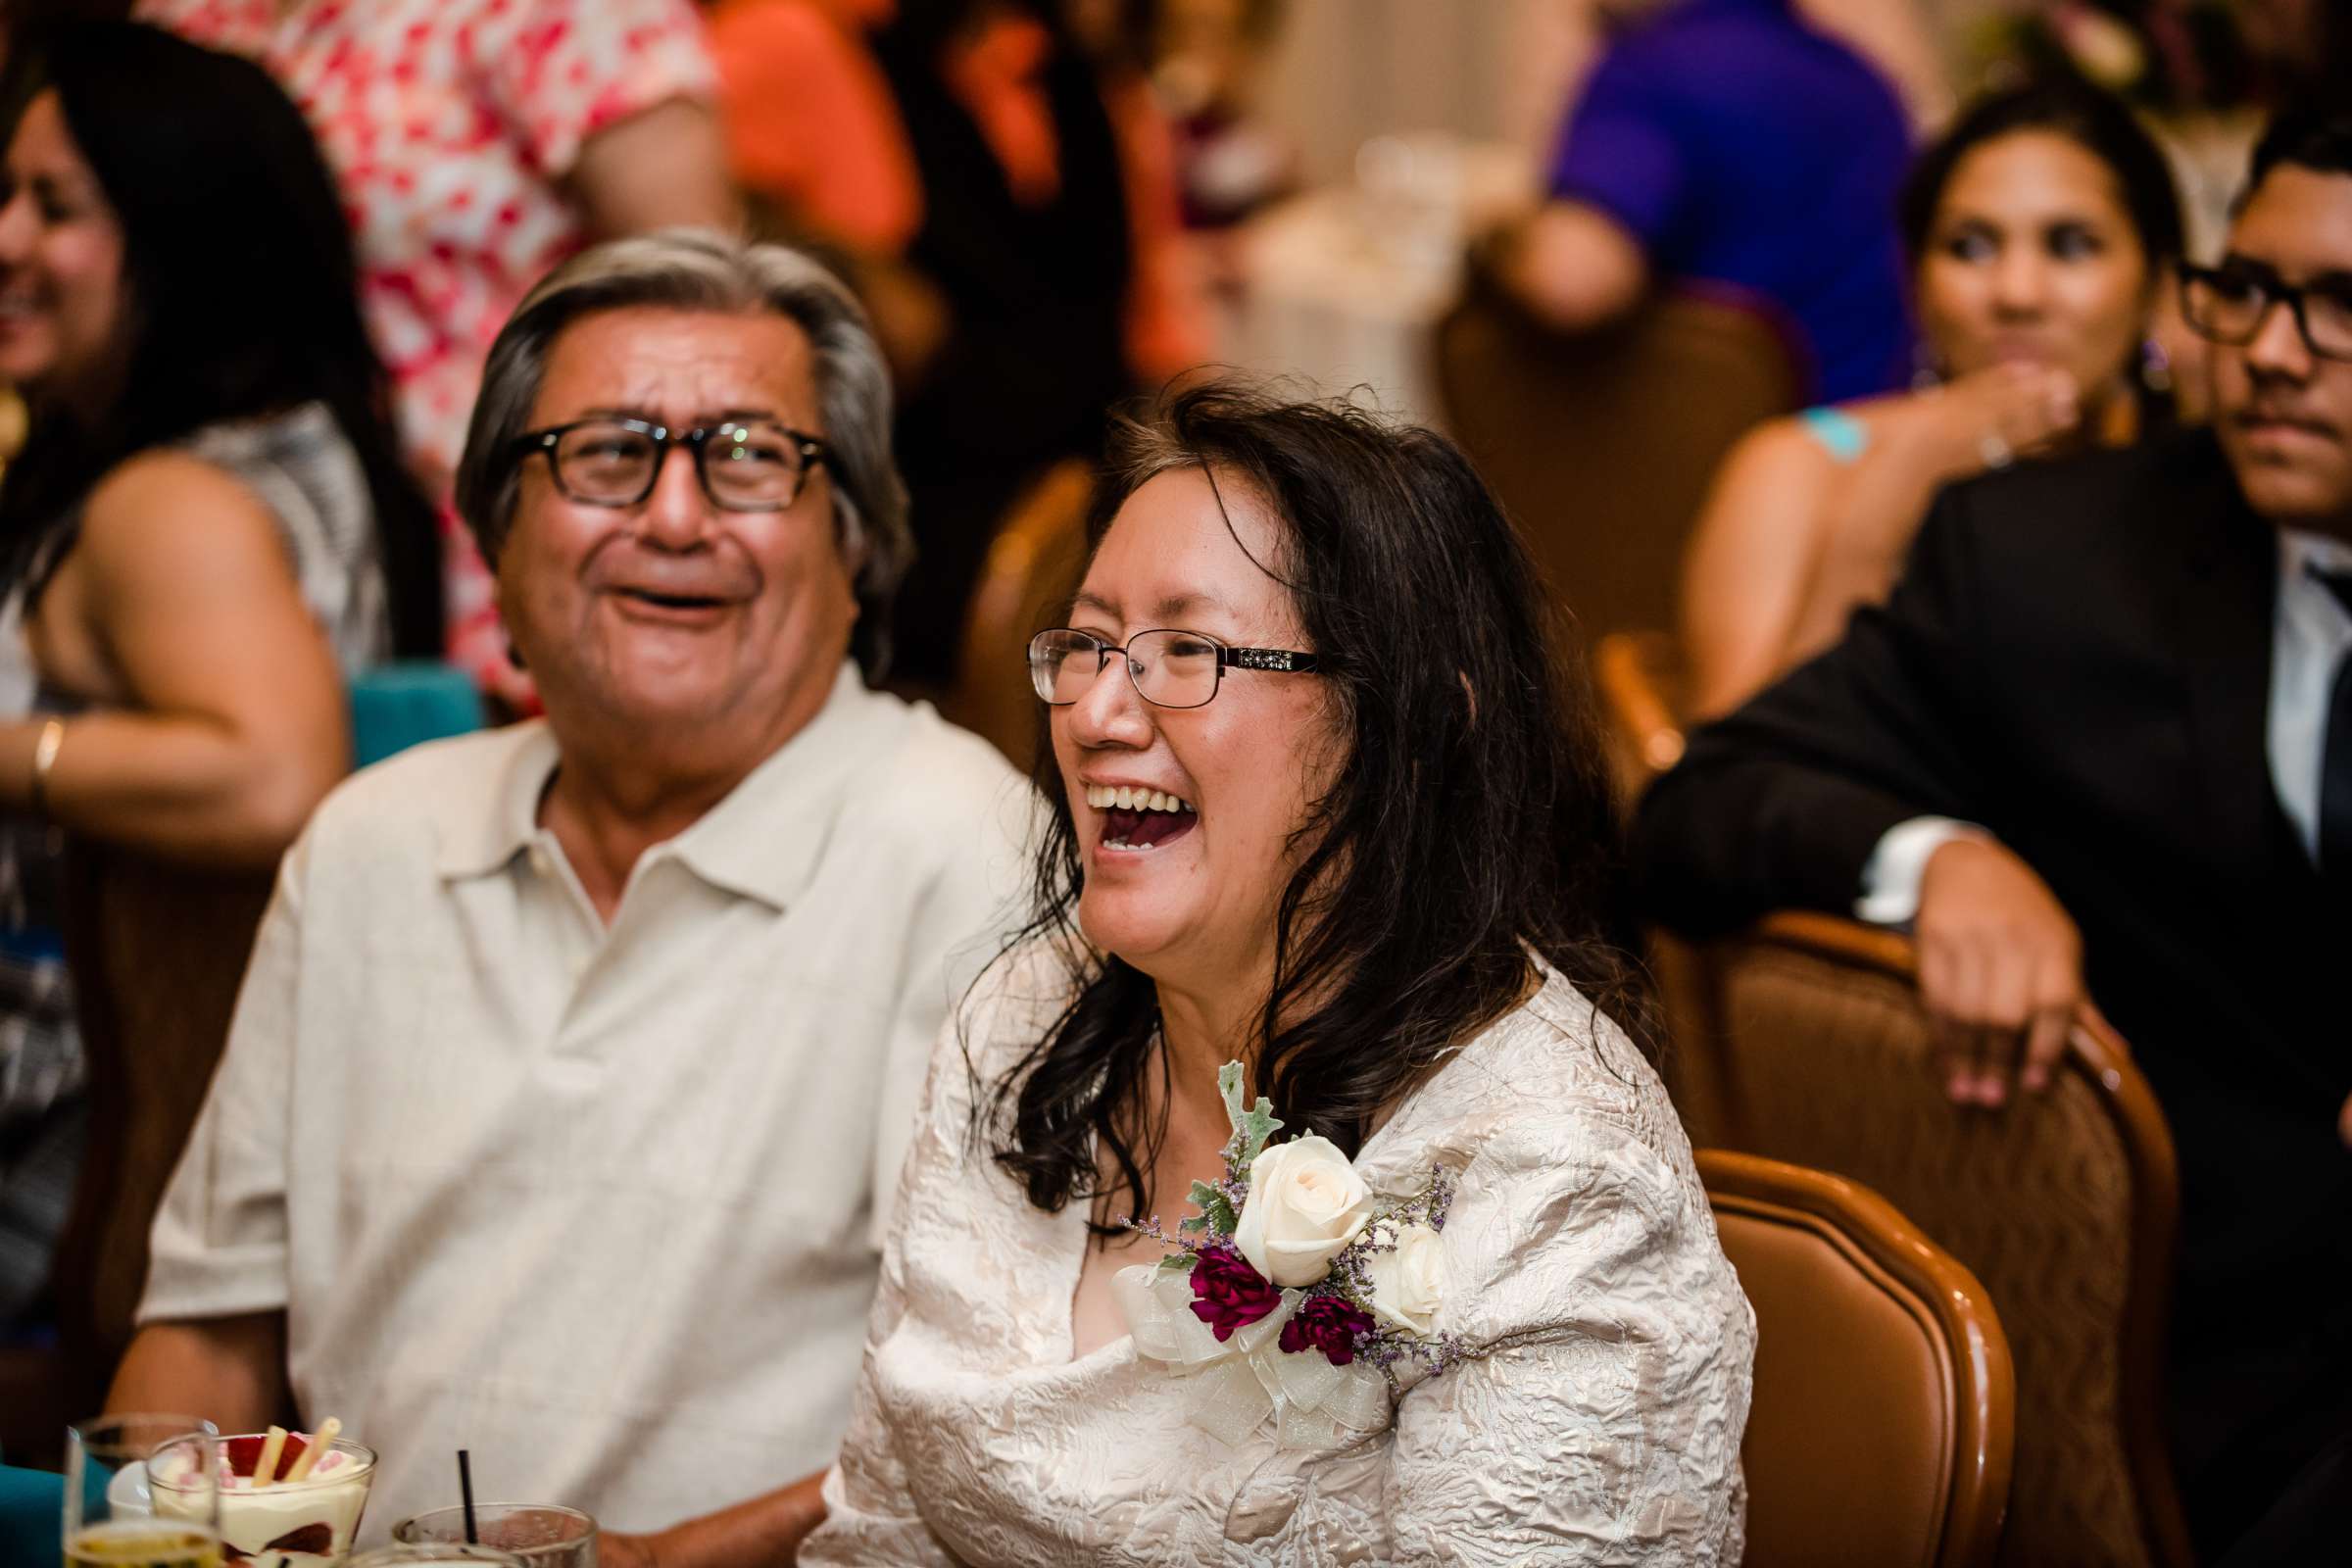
[613,586,730,612]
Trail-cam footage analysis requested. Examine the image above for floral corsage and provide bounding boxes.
[1111,1062,1462,1449]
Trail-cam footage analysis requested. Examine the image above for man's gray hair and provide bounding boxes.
[454,229,912,679]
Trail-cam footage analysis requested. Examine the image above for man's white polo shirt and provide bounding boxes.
[142,662,1032,1538]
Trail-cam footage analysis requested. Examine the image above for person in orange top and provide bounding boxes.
[706,0,925,255]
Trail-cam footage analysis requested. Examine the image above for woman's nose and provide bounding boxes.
[1064,652,1154,750]
[0,191,36,266]
[1991,251,2049,315]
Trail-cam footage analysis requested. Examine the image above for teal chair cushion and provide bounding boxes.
[349,662,485,771]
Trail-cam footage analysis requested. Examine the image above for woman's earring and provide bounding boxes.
[2138,336,2173,395]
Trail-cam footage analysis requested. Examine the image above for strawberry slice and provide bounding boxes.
[262,1523,333,1554]
[221,1431,311,1480]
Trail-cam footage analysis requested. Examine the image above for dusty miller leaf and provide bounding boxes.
[1189,1179,1239,1236]
[1216,1059,1286,1171]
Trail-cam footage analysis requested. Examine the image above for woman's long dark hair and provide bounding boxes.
[0,23,442,657]
[986,381,1658,1229]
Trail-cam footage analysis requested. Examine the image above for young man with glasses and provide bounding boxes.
[1634,110,2352,1560]
[106,233,1031,1567]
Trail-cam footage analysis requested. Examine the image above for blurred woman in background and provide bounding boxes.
[139,0,737,714]
[0,23,439,1326]
[1679,80,2184,719]
[871,0,1209,687]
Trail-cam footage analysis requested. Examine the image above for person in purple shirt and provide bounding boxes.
[1506,0,1916,403]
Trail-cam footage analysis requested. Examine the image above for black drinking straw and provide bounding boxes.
[458,1448,479,1544]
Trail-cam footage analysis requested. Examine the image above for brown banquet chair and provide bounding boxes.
[1682,913,2194,1568]
[944,458,1094,766]
[0,845,276,1467]
[1702,1149,2014,1568]
[1593,627,1689,804]
[1433,266,1801,652]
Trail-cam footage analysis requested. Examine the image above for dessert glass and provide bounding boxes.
[151,1430,377,1565]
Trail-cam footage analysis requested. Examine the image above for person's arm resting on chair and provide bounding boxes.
[1634,483,2086,1105]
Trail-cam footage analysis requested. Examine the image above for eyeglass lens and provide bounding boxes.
[1029,629,1224,709]
[554,421,810,508]
[2183,267,2352,359]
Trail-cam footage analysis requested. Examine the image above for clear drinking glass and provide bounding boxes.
[392,1505,598,1568]
[63,1417,220,1568]
[151,1430,378,1565]
[347,1546,525,1568]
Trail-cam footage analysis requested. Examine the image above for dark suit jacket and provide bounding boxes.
[1632,429,2349,1548]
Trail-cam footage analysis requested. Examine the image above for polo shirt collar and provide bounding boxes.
[434,720,564,881]
[433,661,897,912]
[664,662,892,908]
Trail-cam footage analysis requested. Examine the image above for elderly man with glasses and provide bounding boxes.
[106,232,1031,1564]
[1634,108,2352,1561]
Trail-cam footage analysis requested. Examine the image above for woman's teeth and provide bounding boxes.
[1083,784,1194,813]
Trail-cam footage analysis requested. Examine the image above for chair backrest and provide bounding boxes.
[1433,272,1801,648]
[1593,628,1690,803]
[49,841,276,1395]
[1683,913,2193,1568]
[945,458,1095,766]
[1702,1149,2015,1568]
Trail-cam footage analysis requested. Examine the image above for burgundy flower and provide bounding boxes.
[1280,1293,1376,1366]
[1189,1246,1282,1341]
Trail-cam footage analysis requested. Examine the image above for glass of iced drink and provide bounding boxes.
[347,1548,523,1568]
[151,1426,376,1565]
[392,1505,597,1568]
[64,1417,220,1568]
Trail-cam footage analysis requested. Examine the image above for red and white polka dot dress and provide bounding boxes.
[140,0,716,705]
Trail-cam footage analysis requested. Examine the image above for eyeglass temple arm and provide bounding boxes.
[1216,647,1319,672]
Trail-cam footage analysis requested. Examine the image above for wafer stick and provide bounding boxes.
[280,1417,340,1482]
[253,1425,288,1489]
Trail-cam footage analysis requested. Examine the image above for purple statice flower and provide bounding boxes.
[1279,1293,1377,1366]
[1189,1246,1282,1341]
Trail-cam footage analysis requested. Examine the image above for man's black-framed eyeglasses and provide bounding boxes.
[2178,260,2352,363]
[1027,627,1321,710]
[513,416,831,512]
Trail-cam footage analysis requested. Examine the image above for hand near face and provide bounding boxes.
[1914,835,2085,1107]
[1942,360,2081,466]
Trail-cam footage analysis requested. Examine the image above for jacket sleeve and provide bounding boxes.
[1631,478,1999,937]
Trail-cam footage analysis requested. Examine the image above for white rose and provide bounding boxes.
[1364,1223,1447,1336]
[1232,1135,1374,1287]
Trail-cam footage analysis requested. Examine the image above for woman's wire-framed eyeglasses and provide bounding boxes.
[1028,627,1320,710]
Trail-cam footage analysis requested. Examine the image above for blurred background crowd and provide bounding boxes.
[0,0,2348,1562]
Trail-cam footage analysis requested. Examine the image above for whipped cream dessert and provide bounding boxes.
[152,1428,376,1564]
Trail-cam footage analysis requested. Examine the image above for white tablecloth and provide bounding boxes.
[1216,139,1535,429]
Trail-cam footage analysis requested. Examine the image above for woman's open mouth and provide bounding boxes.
[1084,783,1198,852]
